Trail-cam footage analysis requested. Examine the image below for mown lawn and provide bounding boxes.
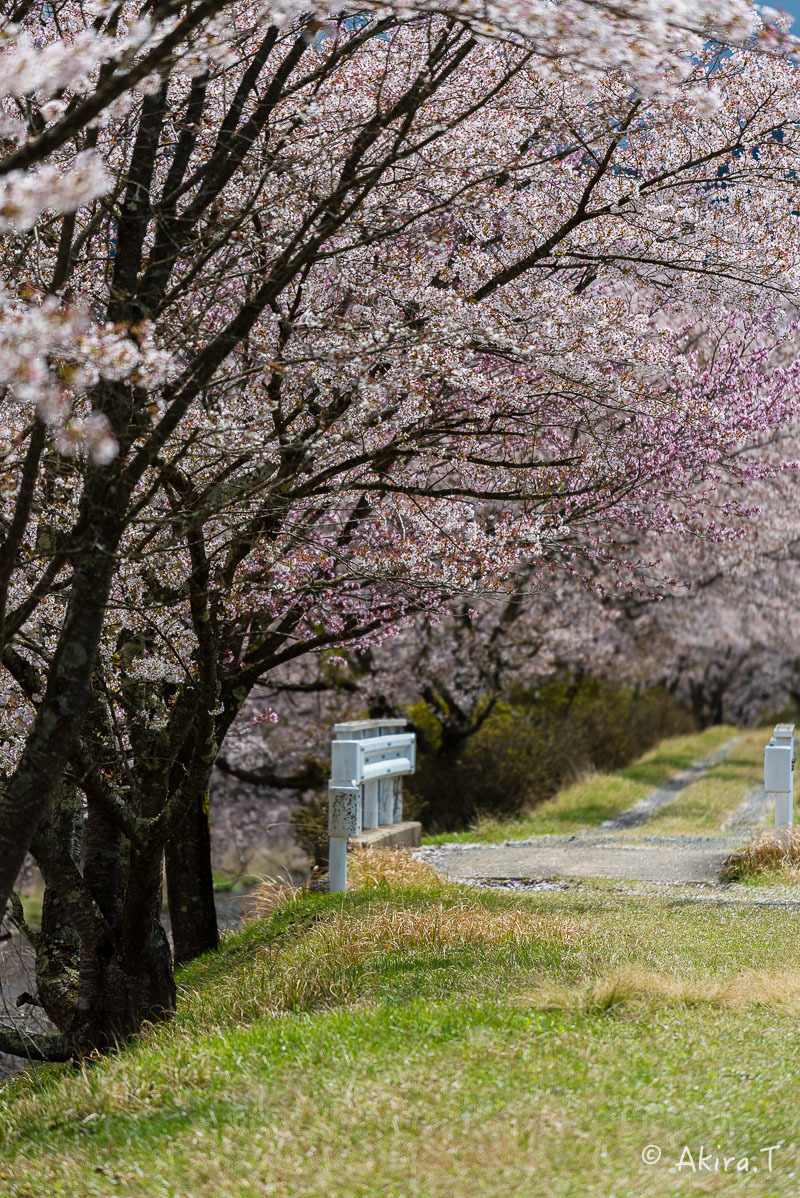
[423,724,740,844]
[3,851,800,1197]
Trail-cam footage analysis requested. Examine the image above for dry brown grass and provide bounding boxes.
[720,829,800,882]
[309,902,583,952]
[258,902,585,1014]
[522,966,800,1015]
[235,849,585,1018]
[241,877,300,924]
[347,846,443,890]
[243,847,441,925]
[229,852,584,1019]
[229,902,587,1018]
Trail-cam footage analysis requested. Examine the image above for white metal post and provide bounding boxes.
[329,837,348,893]
[377,723,395,825]
[327,784,361,893]
[363,779,379,829]
[378,778,394,825]
[765,723,795,831]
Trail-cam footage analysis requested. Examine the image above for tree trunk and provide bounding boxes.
[165,787,219,965]
[26,819,176,1057]
[0,511,126,917]
[94,919,175,1047]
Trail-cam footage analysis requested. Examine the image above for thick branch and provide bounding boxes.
[0,1024,74,1063]
[0,421,46,647]
[215,754,326,790]
[30,824,113,953]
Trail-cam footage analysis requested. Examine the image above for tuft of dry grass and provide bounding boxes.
[311,903,583,952]
[522,966,800,1016]
[720,829,800,882]
[241,877,300,924]
[243,848,442,926]
[347,846,443,890]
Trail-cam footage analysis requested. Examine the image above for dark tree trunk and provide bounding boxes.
[94,918,175,1047]
[25,806,177,1056]
[0,531,124,920]
[34,784,82,1029]
[165,787,219,965]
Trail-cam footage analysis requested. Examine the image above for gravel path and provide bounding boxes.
[423,836,744,883]
[417,740,775,889]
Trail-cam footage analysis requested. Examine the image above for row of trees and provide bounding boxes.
[2,0,800,1059]
[241,497,800,847]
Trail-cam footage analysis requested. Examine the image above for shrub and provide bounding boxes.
[405,677,696,832]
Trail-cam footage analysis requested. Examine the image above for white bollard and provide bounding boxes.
[765,723,795,831]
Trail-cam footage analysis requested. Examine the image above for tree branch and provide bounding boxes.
[0,1023,74,1063]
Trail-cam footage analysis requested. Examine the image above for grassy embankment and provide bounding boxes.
[4,845,800,1197]
[423,723,766,844]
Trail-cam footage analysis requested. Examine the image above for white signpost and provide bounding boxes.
[328,719,416,892]
[764,722,795,831]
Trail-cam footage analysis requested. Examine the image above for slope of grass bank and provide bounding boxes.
[423,724,739,845]
[3,851,800,1197]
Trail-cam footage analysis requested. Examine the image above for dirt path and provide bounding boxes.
[417,740,773,887]
[596,739,738,830]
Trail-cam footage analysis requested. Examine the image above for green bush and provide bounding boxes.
[405,677,696,833]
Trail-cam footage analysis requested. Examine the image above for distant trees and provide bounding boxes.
[2,0,800,1058]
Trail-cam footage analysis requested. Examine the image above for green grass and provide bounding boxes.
[423,725,739,844]
[624,725,767,838]
[4,867,800,1197]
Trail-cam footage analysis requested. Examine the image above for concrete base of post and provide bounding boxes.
[329,837,348,892]
[348,821,422,850]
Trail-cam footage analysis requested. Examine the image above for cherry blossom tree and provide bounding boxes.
[586,456,800,726]
[3,0,800,1059]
